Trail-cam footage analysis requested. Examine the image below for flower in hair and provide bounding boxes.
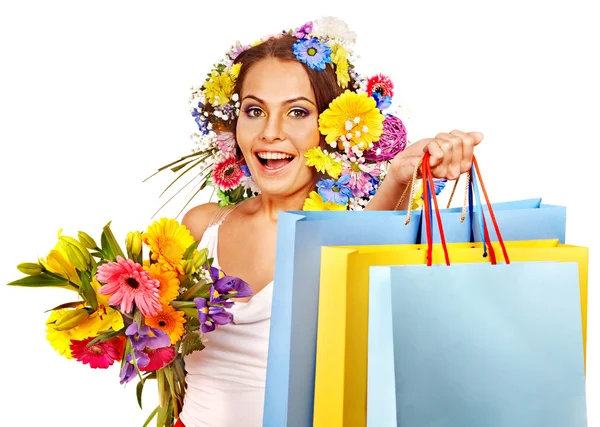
[367,74,394,99]
[292,37,332,71]
[317,174,354,204]
[212,156,244,191]
[330,44,350,88]
[293,21,313,39]
[318,90,385,151]
[304,147,343,179]
[312,16,357,46]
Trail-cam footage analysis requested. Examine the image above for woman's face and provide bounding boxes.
[236,57,321,199]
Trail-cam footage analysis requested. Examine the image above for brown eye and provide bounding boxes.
[289,108,308,119]
[245,107,264,118]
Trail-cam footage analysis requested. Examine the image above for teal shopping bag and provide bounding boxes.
[263,210,421,427]
[367,262,587,427]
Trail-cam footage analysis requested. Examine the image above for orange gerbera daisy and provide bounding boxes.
[146,262,180,305]
[145,305,186,345]
[142,218,196,274]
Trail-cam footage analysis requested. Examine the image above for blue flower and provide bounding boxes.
[421,179,448,199]
[372,92,392,111]
[240,165,252,177]
[191,102,210,135]
[292,37,332,71]
[367,174,379,196]
[317,174,353,205]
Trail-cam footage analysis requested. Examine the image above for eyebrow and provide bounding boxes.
[242,94,316,107]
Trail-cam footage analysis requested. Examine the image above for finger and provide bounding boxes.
[450,130,475,173]
[468,131,484,145]
[437,133,462,180]
[426,139,451,176]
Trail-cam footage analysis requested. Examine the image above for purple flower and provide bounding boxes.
[229,41,249,60]
[209,265,220,282]
[125,322,171,351]
[292,37,332,71]
[422,179,448,199]
[210,276,253,307]
[119,350,150,384]
[194,297,234,333]
[293,21,313,38]
[317,174,353,205]
[363,116,407,162]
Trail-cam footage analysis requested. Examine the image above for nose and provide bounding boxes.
[261,114,285,143]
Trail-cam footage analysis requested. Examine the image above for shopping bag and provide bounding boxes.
[313,154,587,427]
[368,262,587,427]
[313,240,589,427]
[419,195,567,244]
[262,210,422,427]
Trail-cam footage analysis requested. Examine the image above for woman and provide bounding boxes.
[176,18,482,427]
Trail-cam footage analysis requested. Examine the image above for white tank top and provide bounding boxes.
[179,207,273,427]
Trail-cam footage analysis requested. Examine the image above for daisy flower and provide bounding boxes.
[293,37,332,71]
[304,147,342,178]
[341,156,381,198]
[212,156,244,191]
[146,263,180,305]
[69,336,125,369]
[96,256,162,317]
[316,174,354,205]
[142,218,196,274]
[318,90,385,150]
[366,74,395,99]
[145,305,186,345]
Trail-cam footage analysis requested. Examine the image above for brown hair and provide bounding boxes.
[233,35,349,115]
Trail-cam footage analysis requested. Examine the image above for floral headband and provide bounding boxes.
[156,17,442,213]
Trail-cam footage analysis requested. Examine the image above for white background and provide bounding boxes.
[0,0,597,425]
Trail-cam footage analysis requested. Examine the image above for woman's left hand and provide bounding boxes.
[386,130,484,186]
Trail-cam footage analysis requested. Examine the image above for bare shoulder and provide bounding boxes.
[181,202,221,242]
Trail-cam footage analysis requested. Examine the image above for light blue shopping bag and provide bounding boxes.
[263,210,422,427]
[419,196,567,244]
[368,262,587,427]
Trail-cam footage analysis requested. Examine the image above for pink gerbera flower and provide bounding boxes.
[96,256,162,317]
[70,336,125,369]
[212,156,243,191]
[139,346,176,372]
[366,74,394,99]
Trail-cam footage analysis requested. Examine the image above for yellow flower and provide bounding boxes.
[411,183,424,210]
[147,262,180,305]
[142,218,196,274]
[203,69,237,106]
[41,249,81,287]
[145,305,186,345]
[330,44,350,89]
[303,191,348,211]
[46,309,80,359]
[229,63,242,80]
[318,90,385,151]
[72,308,124,341]
[304,147,342,179]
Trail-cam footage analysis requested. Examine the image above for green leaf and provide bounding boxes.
[7,273,71,288]
[100,232,115,261]
[136,379,145,410]
[45,301,85,312]
[181,319,204,356]
[101,221,125,260]
[78,272,98,310]
[90,251,104,258]
[142,406,159,427]
[86,327,125,346]
[143,151,206,182]
[183,240,200,260]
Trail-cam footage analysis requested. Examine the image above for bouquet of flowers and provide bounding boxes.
[7,218,250,427]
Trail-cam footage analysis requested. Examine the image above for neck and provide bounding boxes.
[249,188,310,222]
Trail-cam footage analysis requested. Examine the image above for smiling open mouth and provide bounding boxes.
[256,152,295,170]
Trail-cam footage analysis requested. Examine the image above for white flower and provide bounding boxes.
[312,16,357,47]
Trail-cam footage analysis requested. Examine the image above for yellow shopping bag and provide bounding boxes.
[312,240,588,427]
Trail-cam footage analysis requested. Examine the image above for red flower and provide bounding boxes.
[366,74,394,99]
[212,156,244,191]
[70,336,125,369]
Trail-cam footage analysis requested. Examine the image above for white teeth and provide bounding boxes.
[256,152,294,160]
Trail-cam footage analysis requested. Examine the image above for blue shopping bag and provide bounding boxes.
[419,196,567,244]
[263,210,421,427]
[368,262,587,427]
